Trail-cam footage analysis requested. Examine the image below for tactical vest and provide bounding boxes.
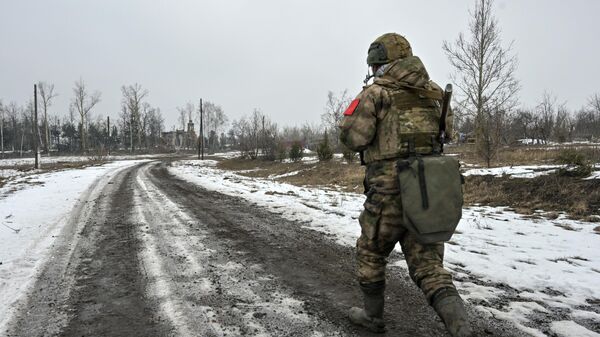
[363,87,442,164]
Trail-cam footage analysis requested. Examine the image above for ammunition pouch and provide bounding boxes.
[396,155,463,244]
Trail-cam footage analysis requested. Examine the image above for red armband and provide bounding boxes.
[343,99,360,116]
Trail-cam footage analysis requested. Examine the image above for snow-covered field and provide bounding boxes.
[463,165,561,178]
[0,159,149,331]
[169,159,600,337]
[463,164,600,179]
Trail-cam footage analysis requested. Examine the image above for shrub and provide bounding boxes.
[289,141,304,162]
[317,131,334,162]
[262,136,278,161]
[342,147,357,163]
[555,149,593,177]
[276,141,288,162]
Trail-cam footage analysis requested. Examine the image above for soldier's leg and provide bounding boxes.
[356,192,404,284]
[399,231,455,302]
[350,193,403,333]
[399,232,472,337]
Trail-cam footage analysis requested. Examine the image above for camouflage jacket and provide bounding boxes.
[339,56,453,164]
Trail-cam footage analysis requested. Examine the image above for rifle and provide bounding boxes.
[438,84,453,152]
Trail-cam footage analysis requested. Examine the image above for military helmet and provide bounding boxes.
[367,33,413,66]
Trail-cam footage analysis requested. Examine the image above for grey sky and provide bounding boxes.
[1,0,598,130]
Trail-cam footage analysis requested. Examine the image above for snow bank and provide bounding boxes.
[170,159,600,337]
[463,165,560,178]
[463,164,600,180]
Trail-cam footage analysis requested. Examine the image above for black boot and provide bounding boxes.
[348,281,386,333]
[432,289,473,337]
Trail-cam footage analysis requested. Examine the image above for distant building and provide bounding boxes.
[162,120,197,149]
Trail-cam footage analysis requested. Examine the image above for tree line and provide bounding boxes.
[0,75,351,162]
[0,80,235,158]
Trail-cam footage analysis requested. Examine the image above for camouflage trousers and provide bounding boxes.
[357,159,456,303]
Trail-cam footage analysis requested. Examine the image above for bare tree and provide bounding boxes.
[510,109,535,143]
[71,78,101,152]
[534,92,559,144]
[554,105,573,143]
[585,93,600,139]
[443,0,519,166]
[198,101,228,152]
[145,107,164,149]
[321,90,350,149]
[121,83,149,152]
[231,109,265,159]
[37,82,58,155]
[588,93,600,114]
[6,102,19,152]
[177,103,194,129]
[177,102,195,149]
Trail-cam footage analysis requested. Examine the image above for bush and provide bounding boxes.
[342,147,357,163]
[289,141,304,162]
[262,136,278,161]
[317,131,334,162]
[276,141,288,162]
[555,149,593,177]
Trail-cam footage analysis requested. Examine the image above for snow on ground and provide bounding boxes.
[585,171,600,180]
[268,170,304,179]
[170,159,600,337]
[0,169,23,180]
[551,321,600,337]
[518,139,600,147]
[282,155,319,164]
[0,155,90,167]
[0,159,149,331]
[463,165,561,178]
[0,153,172,167]
[208,151,242,159]
[463,164,600,179]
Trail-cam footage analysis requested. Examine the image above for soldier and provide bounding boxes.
[339,33,472,337]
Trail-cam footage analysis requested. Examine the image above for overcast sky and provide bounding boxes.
[1,0,598,130]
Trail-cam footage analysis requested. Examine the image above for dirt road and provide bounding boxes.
[4,160,526,336]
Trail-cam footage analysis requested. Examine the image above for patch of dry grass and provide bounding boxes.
[464,174,600,221]
[217,158,365,193]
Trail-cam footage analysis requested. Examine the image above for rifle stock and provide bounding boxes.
[438,84,453,150]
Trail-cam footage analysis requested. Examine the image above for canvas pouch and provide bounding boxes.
[396,155,463,243]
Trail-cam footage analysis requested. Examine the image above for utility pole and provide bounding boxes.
[1,106,4,159]
[107,116,111,156]
[198,98,204,160]
[34,84,41,169]
[261,115,265,157]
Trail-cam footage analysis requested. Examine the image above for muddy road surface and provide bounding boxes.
[4,160,526,337]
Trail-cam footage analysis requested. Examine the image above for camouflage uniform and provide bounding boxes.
[339,54,457,304]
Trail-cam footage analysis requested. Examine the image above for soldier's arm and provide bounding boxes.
[338,88,379,152]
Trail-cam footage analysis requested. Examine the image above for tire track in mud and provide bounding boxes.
[4,162,173,337]
[133,164,346,336]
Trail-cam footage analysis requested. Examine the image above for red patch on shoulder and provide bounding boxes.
[343,99,360,116]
